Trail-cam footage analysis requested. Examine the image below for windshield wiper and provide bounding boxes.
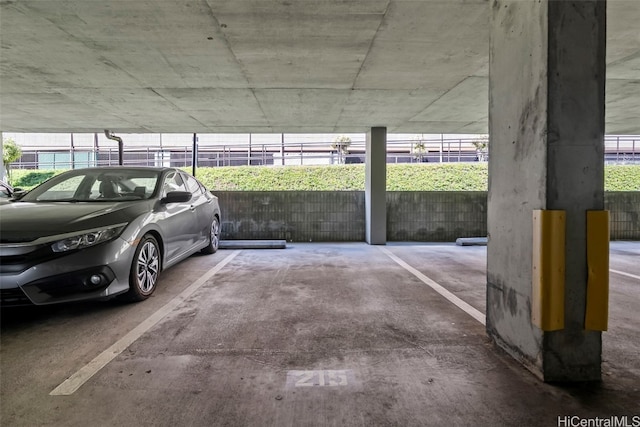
[37,198,81,203]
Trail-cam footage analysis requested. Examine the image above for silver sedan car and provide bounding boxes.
[0,167,221,306]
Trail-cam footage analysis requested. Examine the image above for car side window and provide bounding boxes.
[162,172,185,197]
[183,174,202,196]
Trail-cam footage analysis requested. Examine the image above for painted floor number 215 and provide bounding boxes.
[289,370,350,387]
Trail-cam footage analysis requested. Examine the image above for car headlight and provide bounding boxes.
[51,224,127,253]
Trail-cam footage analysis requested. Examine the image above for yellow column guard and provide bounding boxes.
[585,210,609,331]
[532,210,565,331]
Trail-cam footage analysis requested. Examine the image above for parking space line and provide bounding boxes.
[379,247,486,326]
[50,250,241,396]
[611,269,640,281]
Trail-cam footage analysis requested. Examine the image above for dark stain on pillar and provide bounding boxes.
[488,272,521,322]
[505,287,518,316]
[486,275,505,325]
[547,170,559,205]
[515,85,543,162]
[497,1,516,32]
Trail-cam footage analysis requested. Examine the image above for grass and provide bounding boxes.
[8,163,640,191]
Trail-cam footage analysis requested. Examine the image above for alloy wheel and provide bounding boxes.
[136,240,159,293]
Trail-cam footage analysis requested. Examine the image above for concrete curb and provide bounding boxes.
[220,240,287,249]
[455,237,488,246]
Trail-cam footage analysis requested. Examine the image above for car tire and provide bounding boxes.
[201,216,220,254]
[123,234,161,302]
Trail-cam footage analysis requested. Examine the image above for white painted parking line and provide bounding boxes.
[611,269,640,281]
[50,250,241,396]
[379,247,486,326]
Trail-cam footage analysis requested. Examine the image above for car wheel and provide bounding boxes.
[124,234,161,302]
[201,216,220,254]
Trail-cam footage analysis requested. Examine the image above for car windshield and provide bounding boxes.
[19,169,161,202]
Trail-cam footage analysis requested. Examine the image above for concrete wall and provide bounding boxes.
[216,190,639,242]
[608,192,640,240]
[216,191,365,242]
[387,192,487,241]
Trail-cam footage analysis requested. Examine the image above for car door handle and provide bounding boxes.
[189,205,196,211]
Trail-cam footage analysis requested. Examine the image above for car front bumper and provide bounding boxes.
[0,237,136,305]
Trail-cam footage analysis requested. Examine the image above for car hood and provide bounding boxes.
[0,201,153,243]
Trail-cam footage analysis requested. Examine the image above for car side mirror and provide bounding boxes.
[12,189,27,200]
[161,191,192,204]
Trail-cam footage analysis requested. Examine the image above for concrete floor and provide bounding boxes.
[1,242,639,427]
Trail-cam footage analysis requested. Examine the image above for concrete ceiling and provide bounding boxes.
[0,0,639,134]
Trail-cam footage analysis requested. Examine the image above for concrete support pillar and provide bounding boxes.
[487,1,606,381]
[365,127,387,245]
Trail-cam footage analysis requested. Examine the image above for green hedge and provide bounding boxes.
[605,165,640,191]
[8,163,640,192]
[10,170,60,189]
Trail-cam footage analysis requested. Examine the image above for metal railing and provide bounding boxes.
[9,135,639,170]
